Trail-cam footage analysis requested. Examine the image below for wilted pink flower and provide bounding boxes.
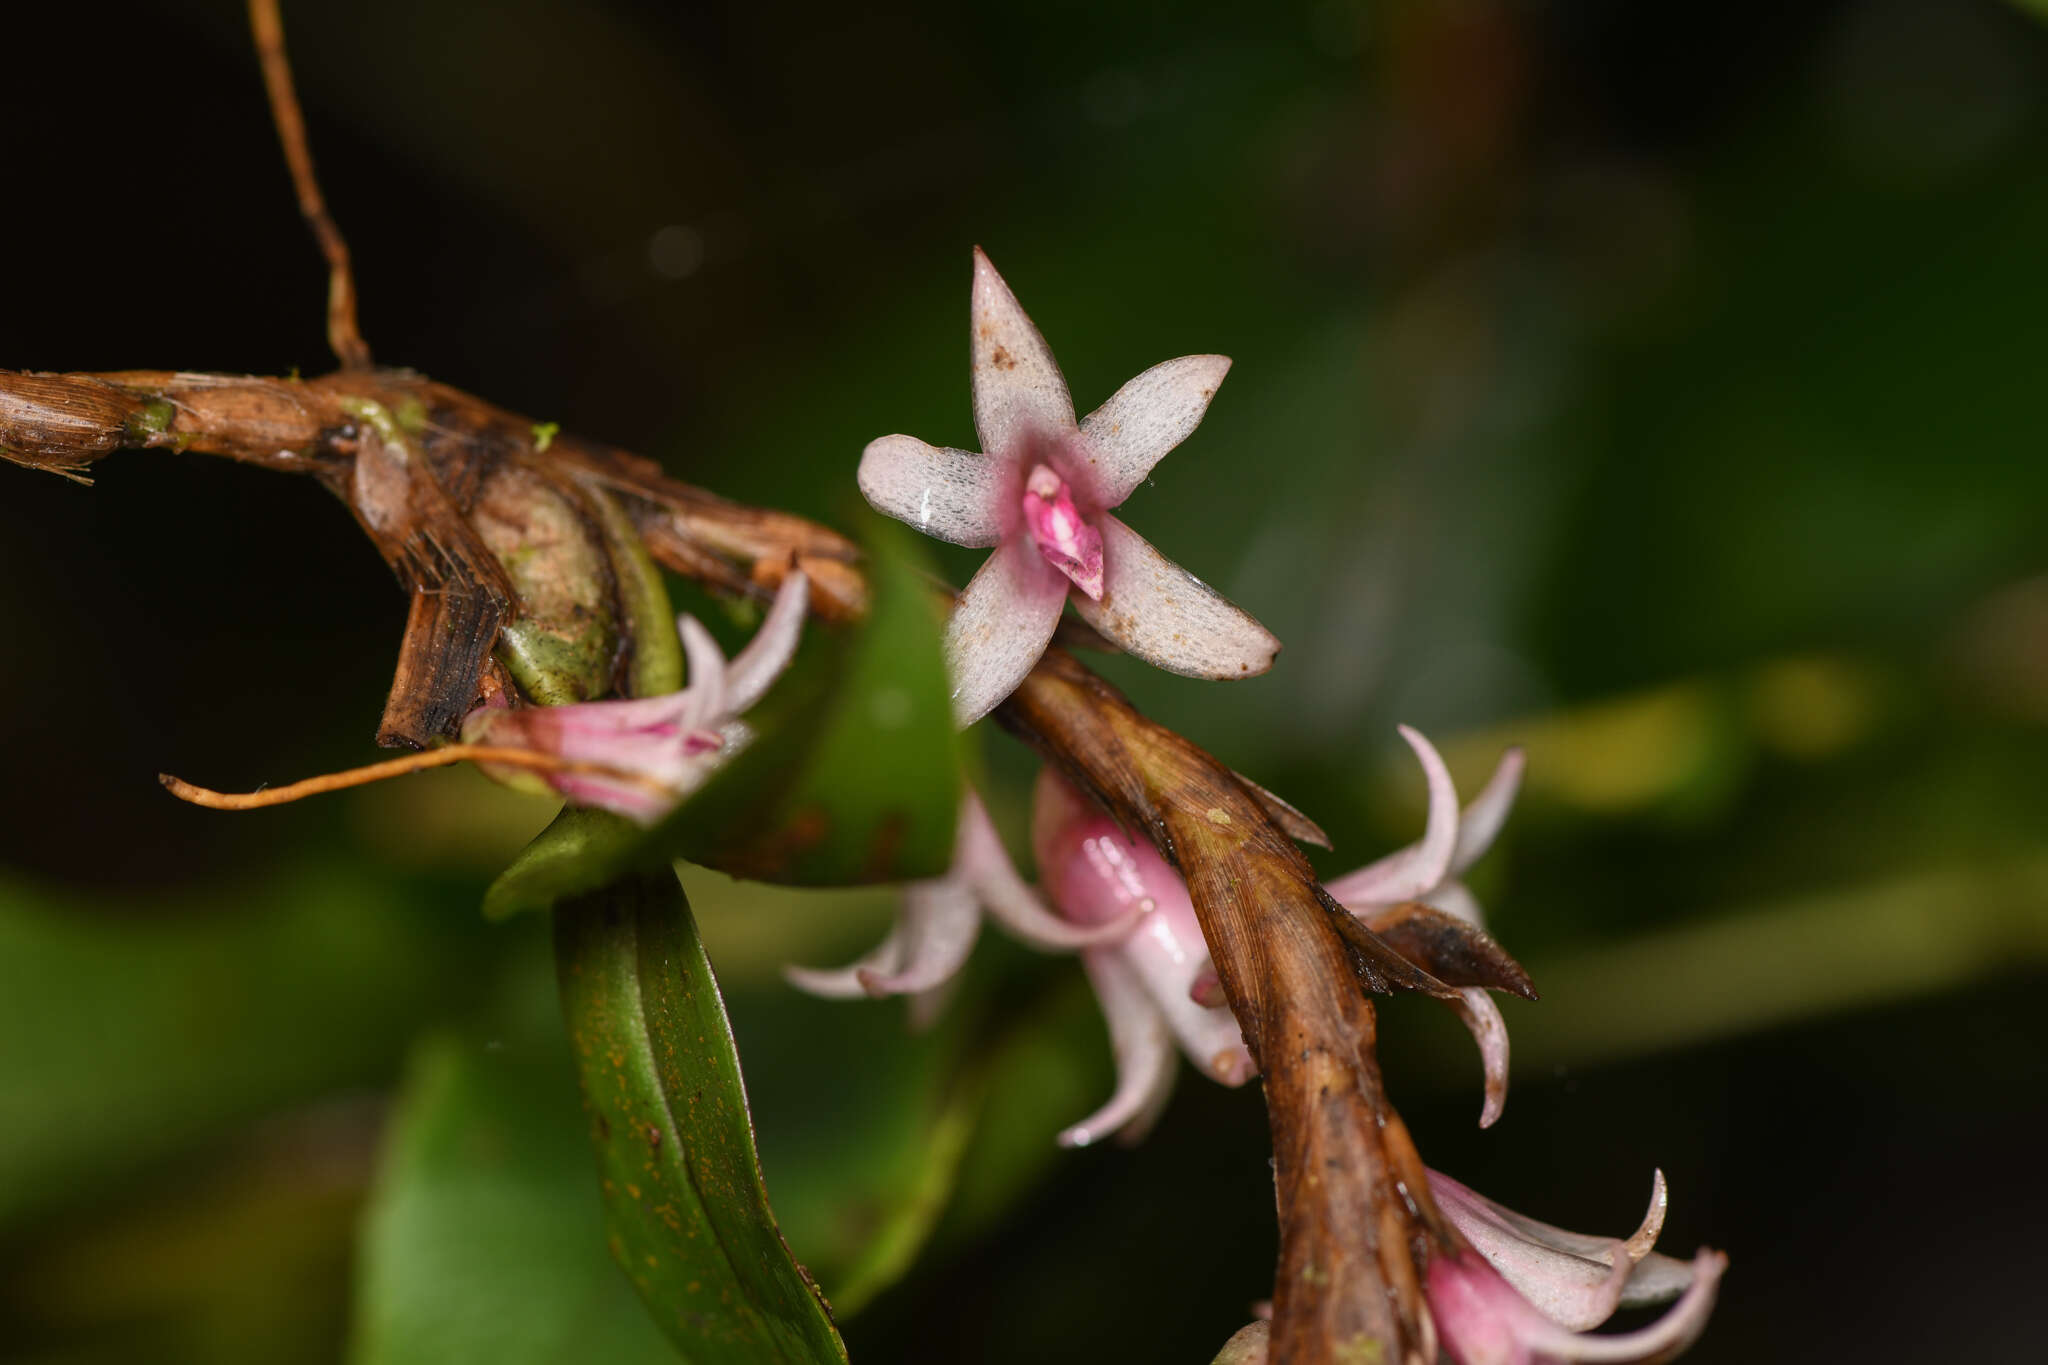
[459,572,809,824]
[1323,725,1527,1128]
[1030,768,1257,1147]
[858,248,1280,725]
[1426,1169,1726,1365]
[783,791,1144,1027]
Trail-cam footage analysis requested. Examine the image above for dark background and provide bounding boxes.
[4,1,2046,1361]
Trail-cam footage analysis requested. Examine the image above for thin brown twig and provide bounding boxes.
[161,744,672,810]
[248,0,372,370]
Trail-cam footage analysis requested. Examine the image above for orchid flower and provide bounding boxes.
[1217,1171,1725,1365]
[783,791,1146,1028]
[459,572,809,825]
[1322,725,1528,1128]
[1425,1169,1727,1365]
[858,248,1280,726]
[1030,768,1257,1147]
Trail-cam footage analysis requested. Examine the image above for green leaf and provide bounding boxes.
[679,511,961,886]
[552,869,848,1363]
[0,861,496,1230]
[484,512,960,917]
[731,985,984,1318]
[350,1033,684,1365]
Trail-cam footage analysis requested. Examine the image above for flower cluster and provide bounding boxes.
[791,723,1722,1363]
[481,250,1725,1362]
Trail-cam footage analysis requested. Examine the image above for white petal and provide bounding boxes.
[856,881,981,997]
[970,247,1075,461]
[783,927,904,1000]
[724,570,809,714]
[1069,516,1279,680]
[1430,1171,1632,1332]
[1428,1169,1703,1334]
[675,616,729,731]
[1450,986,1510,1129]
[943,539,1069,726]
[1117,914,1256,1086]
[1451,746,1525,876]
[955,794,1146,950]
[1077,354,1232,507]
[857,435,1007,548]
[1322,726,1460,906]
[1059,949,1179,1148]
[1503,1252,1725,1363]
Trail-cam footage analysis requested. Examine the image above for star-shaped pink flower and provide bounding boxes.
[858,248,1281,725]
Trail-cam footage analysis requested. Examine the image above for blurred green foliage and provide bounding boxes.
[3,0,2047,1362]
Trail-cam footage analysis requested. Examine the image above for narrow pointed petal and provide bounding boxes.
[1322,726,1461,906]
[783,928,905,1000]
[1430,1247,1727,1364]
[724,570,810,713]
[1070,516,1279,679]
[1450,986,1511,1129]
[675,616,729,731]
[1427,1172,1702,1334]
[956,795,1145,949]
[944,538,1070,725]
[1059,949,1179,1148]
[1451,746,1526,876]
[970,247,1075,461]
[857,435,1008,547]
[857,881,981,997]
[1437,1170,1673,1267]
[1077,354,1233,507]
[1625,1171,1669,1265]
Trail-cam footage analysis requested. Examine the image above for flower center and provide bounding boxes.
[1021,463,1105,600]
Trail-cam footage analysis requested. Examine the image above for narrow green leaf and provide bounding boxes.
[350,1034,684,1365]
[553,870,848,1363]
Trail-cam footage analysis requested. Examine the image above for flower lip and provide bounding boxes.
[1021,462,1106,599]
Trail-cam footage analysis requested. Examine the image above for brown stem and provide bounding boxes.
[248,0,371,370]
[0,362,1463,1363]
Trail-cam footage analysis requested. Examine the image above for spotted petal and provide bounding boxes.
[1078,354,1232,508]
[857,435,1008,548]
[944,537,1070,726]
[970,247,1075,462]
[1070,516,1279,680]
